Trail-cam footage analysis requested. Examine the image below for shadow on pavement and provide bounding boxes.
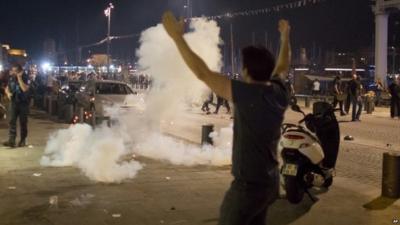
[363,196,400,210]
[267,188,327,225]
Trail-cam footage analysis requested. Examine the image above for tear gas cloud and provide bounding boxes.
[41,18,233,183]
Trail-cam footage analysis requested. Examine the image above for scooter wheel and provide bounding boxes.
[284,176,305,204]
[323,177,333,188]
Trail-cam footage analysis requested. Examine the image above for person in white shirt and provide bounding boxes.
[312,78,321,96]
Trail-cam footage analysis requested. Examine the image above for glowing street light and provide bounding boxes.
[41,62,51,72]
[104,3,114,76]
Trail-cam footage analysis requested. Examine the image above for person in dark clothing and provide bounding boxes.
[214,96,231,114]
[374,79,384,106]
[388,77,400,118]
[285,78,296,105]
[348,74,362,121]
[332,76,346,116]
[163,12,290,225]
[3,63,30,148]
[201,91,214,114]
[0,71,7,103]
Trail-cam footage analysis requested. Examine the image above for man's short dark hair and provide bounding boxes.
[241,46,276,82]
[11,62,23,72]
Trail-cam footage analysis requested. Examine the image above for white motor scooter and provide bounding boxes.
[279,102,340,204]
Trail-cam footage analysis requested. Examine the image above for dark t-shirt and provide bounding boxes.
[348,79,360,97]
[231,77,289,185]
[389,83,400,99]
[8,73,30,104]
[333,79,342,94]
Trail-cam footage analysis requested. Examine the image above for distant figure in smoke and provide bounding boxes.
[201,91,214,114]
[214,96,231,114]
[163,12,290,225]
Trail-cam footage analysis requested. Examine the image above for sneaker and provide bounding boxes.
[3,141,16,148]
[18,140,26,147]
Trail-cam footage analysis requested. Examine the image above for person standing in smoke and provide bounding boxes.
[163,12,290,225]
[201,91,214,114]
[214,96,231,114]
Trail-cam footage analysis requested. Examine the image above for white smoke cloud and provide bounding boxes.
[41,124,143,183]
[40,18,233,183]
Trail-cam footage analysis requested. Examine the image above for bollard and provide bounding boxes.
[90,111,96,127]
[382,152,400,198]
[64,105,74,123]
[51,99,58,116]
[305,97,310,108]
[78,107,84,123]
[47,97,52,114]
[201,124,214,145]
[43,96,48,111]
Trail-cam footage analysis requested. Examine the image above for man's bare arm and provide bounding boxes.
[162,11,232,101]
[17,73,29,92]
[5,86,12,99]
[273,20,291,80]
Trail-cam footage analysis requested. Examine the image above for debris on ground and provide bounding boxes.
[170,220,187,224]
[165,176,171,180]
[112,214,122,218]
[170,206,176,210]
[28,145,34,149]
[33,173,42,177]
[7,186,16,190]
[49,196,58,208]
[70,193,95,207]
[344,135,354,141]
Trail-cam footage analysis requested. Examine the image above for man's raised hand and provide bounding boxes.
[278,19,290,40]
[162,11,184,41]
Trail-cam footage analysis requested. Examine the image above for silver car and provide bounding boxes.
[75,80,136,123]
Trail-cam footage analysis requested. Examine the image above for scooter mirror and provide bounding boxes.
[291,104,302,113]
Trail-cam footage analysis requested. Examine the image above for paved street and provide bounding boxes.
[0,107,399,225]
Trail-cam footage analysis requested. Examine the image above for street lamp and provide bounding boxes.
[391,46,396,74]
[104,2,114,76]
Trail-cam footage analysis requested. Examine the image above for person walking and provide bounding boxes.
[163,11,290,225]
[214,96,231,114]
[201,91,214,114]
[3,63,31,147]
[348,74,362,121]
[332,76,346,116]
[389,77,400,119]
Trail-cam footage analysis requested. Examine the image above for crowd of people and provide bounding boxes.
[330,74,400,121]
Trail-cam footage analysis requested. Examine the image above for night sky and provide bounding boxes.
[0,0,399,62]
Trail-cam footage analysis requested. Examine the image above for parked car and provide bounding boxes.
[57,80,84,123]
[75,80,136,124]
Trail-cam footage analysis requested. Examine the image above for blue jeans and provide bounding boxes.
[351,96,362,120]
[218,171,279,225]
